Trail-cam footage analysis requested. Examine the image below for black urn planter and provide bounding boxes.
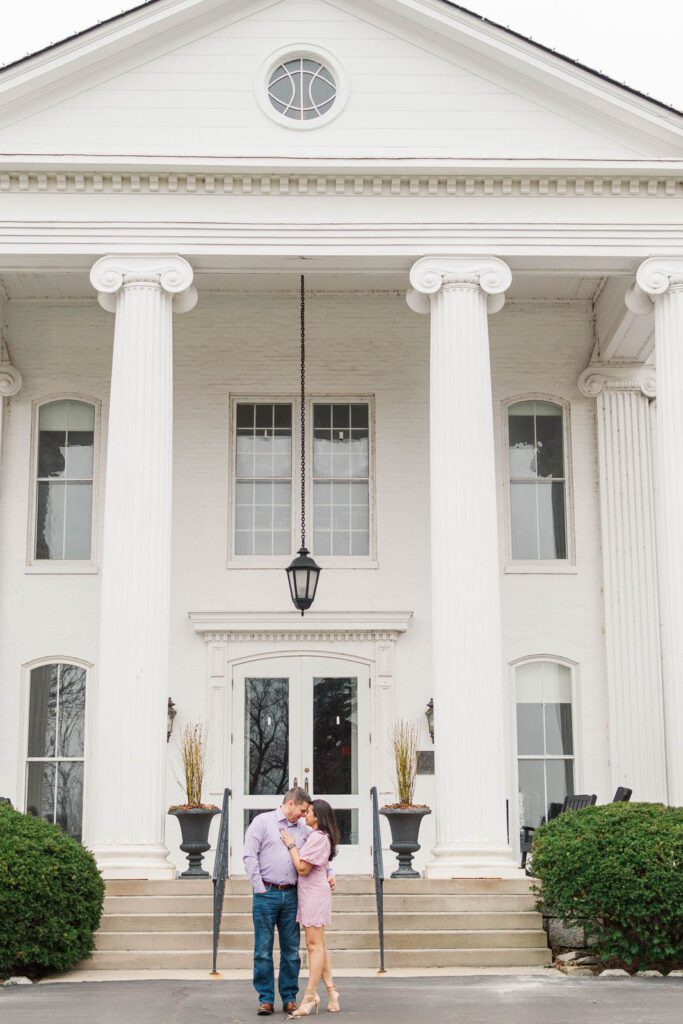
[169,806,220,878]
[379,806,431,878]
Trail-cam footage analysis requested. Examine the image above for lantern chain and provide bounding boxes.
[300,274,306,550]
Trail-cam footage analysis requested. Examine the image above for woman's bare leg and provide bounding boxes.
[305,926,325,995]
[321,932,334,988]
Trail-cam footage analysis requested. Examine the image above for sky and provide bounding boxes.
[0,0,681,111]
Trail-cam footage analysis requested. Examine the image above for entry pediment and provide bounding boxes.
[0,0,680,162]
[189,610,413,641]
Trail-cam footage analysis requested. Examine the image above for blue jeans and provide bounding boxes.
[252,887,300,1005]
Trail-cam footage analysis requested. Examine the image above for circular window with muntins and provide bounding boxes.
[268,58,337,121]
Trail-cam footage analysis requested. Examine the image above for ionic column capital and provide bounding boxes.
[578,363,656,399]
[90,255,197,314]
[626,257,683,315]
[407,256,512,315]
[0,361,22,397]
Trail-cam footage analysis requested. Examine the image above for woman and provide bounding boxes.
[280,798,341,1017]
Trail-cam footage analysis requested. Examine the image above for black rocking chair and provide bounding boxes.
[520,793,597,870]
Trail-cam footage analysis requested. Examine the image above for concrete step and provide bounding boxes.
[96,929,548,952]
[99,911,543,933]
[103,893,537,915]
[80,947,552,970]
[103,877,534,897]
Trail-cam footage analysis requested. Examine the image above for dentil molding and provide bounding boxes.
[578,363,656,398]
[90,255,197,313]
[188,610,413,642]
[0,171,679,199]
[626,258,683,315]
[407,256,512,315]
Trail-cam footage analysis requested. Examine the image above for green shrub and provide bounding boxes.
[532,802,683,972]
[0,803,104,978]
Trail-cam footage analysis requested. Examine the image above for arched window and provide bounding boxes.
[515,660,574,829]
[25,663,86,841]
[507,400,567,560]
[34,399,96,561]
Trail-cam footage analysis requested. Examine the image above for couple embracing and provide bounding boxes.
[243,786,341,1018]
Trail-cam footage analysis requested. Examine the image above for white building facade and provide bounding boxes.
[0,0,681,880]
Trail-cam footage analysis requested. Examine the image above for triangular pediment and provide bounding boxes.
[0,0,680,162]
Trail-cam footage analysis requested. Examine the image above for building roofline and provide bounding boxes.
[0,0,680,117]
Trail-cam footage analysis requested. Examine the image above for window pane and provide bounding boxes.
[28,665,58,757]
[516,704,544,755]
[57,762,84,842]
[334,809,359,845]
[510,482,538,559]
[508,408,536,480]
[245,678,289,795]
[538,482,567,559]
[58,666,86,758]
[535,406,563,478]
[313,677,358,795]
[65,433,94,479]
[64,483,93,559]
[518,759,545,828]
[36,481,65,559]
[540,662,572,703]
[545,703,573,755]
[546,758,574,809]
[515,661,544,702]
[38,429,67,478]
[26,762,56,823]
[234,405,292,556]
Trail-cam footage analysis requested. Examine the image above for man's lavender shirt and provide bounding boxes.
[243,807,332,894]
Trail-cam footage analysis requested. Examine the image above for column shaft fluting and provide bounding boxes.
[652,284,683,804]
[88,256,195,878]
[594,385,666,800]
[410,257,515,877]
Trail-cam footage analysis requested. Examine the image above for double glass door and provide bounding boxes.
[232,656,369,873]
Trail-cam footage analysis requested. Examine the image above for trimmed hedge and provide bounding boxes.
[532,802,683,973]
[0,803,104,978]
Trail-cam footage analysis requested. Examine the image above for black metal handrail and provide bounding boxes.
[370,786,386,973]
[210,787,231,975]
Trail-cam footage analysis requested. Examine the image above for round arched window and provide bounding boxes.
[267,58,337,121]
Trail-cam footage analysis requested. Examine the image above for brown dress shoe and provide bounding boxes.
[283,1002,298,1014]
[258,1003,274,1016]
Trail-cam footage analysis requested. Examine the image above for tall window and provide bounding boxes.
[515,661,574,829]
[312,403,370,556]
[25,663,86,842]
[508,400,567,560]
[35,400,95,560]
[234,403,292,556]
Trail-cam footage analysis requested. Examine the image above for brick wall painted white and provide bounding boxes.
[0,290,608,871]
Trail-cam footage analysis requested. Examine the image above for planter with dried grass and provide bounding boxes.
[380,719,431,878]
[168,722,220,878]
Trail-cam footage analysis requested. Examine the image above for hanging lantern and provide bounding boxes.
[286,276,321,615]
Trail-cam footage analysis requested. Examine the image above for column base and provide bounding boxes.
[425,842,521,878]
[91,843,177,880]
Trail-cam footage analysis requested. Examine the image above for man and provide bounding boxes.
[243,787,336,1016]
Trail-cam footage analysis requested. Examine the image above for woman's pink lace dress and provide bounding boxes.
[296,829,332,927]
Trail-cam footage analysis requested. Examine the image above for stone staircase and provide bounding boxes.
[83,877,550,970]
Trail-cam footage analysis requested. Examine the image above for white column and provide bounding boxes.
[408,256,517,877]
[0,357,22,493]
[88,255,196,878]
[578,364,667,802]
[627,258,683,806]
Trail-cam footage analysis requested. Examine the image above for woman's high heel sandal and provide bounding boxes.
[325,984,341,1013]
[288,992,320,1018]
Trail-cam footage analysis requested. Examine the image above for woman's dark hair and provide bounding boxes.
[311,799,340,862]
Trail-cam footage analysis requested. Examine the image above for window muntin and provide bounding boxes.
[312,403,370,556]
[35,400,95,560]
[508,400,567,560]
[268,58,336,121]
[25,663,86,842]
[235,403,292,556]
[515,661,574,829]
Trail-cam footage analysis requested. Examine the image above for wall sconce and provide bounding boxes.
[167,698,177,742]
[425,698,434,743]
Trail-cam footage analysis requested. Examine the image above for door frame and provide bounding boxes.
[229,650,373,874]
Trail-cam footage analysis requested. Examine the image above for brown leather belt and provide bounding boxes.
[262,880,296,890]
